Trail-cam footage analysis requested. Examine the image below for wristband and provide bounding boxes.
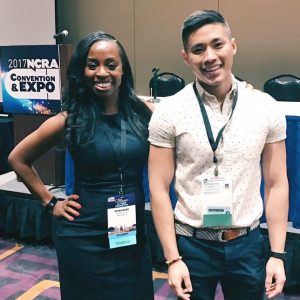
[165,256,182,266]
[270,251,287,261]
[44,196,58,214]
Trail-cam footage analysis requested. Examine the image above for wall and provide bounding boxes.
[56,0,300,94]
[0,0,56,45]
[0,0,56,103]
[220,0,300,88]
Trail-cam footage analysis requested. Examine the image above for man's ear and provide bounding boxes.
[231,38,237,56]
[181,49,190,67]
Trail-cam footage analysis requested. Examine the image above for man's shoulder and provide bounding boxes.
[157,83,195,108]
[237,81,276,104]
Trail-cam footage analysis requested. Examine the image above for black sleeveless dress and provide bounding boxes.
[54,114,154,300]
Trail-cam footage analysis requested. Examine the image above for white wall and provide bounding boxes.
[0,0,56,46]
[0,0,56,102]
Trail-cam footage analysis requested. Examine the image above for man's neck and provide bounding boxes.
[199,78,233,105]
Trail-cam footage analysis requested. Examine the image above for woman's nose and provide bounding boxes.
[96,66,108,76]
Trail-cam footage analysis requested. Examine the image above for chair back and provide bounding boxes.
[149,71,185,98]
[264,74,300,101]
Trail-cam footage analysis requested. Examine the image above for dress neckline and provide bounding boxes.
[102,112,119,118]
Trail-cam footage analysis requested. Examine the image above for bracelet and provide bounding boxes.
[44,196,58,214]
[165,256,182,266]
[270,251,287,261]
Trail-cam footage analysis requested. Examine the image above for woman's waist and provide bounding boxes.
[75,177,142,191]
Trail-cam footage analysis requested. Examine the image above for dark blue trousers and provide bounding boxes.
[177,228,267,300]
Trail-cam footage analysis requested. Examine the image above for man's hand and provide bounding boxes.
[265,257,286,298]
[168,260,192,300]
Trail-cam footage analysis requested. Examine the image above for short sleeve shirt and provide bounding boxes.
[148,78,286,228]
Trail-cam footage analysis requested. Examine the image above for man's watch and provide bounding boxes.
[44,196,58,214]
[270,251,287,261]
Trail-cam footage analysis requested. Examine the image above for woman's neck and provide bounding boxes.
[101,96,119,115]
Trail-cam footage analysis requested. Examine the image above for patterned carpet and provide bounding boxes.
[1,236,299,300]
[0,237,177,300]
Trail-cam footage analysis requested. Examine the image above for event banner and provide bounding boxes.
[0,45,62,114]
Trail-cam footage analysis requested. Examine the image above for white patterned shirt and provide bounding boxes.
[148,77,286,228]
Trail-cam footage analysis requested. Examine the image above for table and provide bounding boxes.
[0,117,14,175]
[285,115,300,229]
[0,172,65,240]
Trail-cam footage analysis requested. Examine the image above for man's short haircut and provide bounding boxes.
[181,10,230,51]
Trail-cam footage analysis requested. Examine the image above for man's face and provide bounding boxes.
[182,23,237,90]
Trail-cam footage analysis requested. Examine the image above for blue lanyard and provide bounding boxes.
[103,115,126,196]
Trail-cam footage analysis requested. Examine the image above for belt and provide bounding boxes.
[175,220,260,242]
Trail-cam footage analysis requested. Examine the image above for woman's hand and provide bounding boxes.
[240,81,254,90]
[53,194,81,221]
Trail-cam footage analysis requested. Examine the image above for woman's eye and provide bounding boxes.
[107,63,117,70]
[87,62,97,69]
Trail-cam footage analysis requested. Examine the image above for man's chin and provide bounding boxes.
[198,78,221,88]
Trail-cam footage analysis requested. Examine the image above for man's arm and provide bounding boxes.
[148,145,192,300]
[262,140,289,298]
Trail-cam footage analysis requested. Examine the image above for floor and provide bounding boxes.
[1,236,300,300]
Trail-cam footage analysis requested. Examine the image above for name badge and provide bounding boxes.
[201,176,233,227]
[107,193,136,249]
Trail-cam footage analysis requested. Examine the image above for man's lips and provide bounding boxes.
[203,64,222,73]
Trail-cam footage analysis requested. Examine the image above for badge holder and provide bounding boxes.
[202,176,233,227]
[107,191,137,249]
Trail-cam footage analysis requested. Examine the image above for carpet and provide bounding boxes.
[0,237,60,299]
[1,237,299,300]
[0,237,177,300]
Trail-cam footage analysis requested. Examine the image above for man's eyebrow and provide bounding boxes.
[190,43,204,50]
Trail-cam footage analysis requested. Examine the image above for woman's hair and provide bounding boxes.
[63,31,152,150]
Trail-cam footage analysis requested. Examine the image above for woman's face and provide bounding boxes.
[84,40,123,101]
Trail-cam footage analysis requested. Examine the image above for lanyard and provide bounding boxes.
[192,82,238,176]
[103,115,126,196]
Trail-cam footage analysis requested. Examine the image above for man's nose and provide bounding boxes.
[204,47,217,62]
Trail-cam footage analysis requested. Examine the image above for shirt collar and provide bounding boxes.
[195,74,238,102]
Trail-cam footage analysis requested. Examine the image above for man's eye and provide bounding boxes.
[215,42,223,48]
[192,48,204,54]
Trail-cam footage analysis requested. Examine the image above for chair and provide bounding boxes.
[264,74,300,101]
[149,67,185,101]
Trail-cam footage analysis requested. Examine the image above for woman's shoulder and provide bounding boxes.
[140,99,155,112]
[37,112,67,135]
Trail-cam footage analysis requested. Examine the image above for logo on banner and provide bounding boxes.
[0,45,62,114]
[5,59,60,99]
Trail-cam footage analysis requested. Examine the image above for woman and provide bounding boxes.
[8,31,154,299]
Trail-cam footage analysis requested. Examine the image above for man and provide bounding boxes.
[148,10,288,300]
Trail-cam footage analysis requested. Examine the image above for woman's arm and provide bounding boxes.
[8,112,81,220]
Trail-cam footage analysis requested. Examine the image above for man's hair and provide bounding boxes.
[181,10,231,51]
